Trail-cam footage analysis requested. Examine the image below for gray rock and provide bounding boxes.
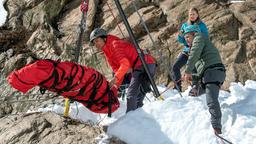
[0,112,125,144]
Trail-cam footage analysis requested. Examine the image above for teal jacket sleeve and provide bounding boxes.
[199,22,209,38]
[177,23,188,46]
[185,34,205,73]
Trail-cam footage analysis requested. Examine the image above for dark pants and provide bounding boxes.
[206,83,222,129]
[200,68,226,129]
[169,53,198,90]
[118,73,131,100]
[126,64,156,113]
[170,53,188,90]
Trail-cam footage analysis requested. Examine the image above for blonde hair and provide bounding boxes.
[189,7,199,15]
[187,7,201,25]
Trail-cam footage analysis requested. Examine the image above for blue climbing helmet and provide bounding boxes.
[89,28,108,43]
[183,25,200,35]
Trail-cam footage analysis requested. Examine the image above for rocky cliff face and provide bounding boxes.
[1,0,255,89]
[0,0,255,143]
[0,112,124,144]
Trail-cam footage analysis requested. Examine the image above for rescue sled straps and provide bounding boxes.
[114,0,162,100]
[60,64,83,93]
[73,72,114,116]
[87,74,104,108]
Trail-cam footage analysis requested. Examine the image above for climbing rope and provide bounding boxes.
[131,0,164,64]
[131,1,155,47]
[106,1,125,38]
[96,114,108,126]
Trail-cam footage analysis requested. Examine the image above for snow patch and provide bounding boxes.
[37,80,256,144]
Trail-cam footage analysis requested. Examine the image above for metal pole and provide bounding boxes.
[113,0,161,99]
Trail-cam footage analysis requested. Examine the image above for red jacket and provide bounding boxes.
[103,35,155,86]
[7,59,119,114]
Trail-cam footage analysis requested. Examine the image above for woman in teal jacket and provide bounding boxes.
[170,7,209,93]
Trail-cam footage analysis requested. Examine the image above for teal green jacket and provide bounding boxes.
[185,33,222,77]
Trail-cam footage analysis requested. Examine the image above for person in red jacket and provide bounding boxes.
[7,59,120,114]
[90,28,156,112]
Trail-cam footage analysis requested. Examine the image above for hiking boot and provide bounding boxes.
[214,128,222,134]
[188,84,199,97]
